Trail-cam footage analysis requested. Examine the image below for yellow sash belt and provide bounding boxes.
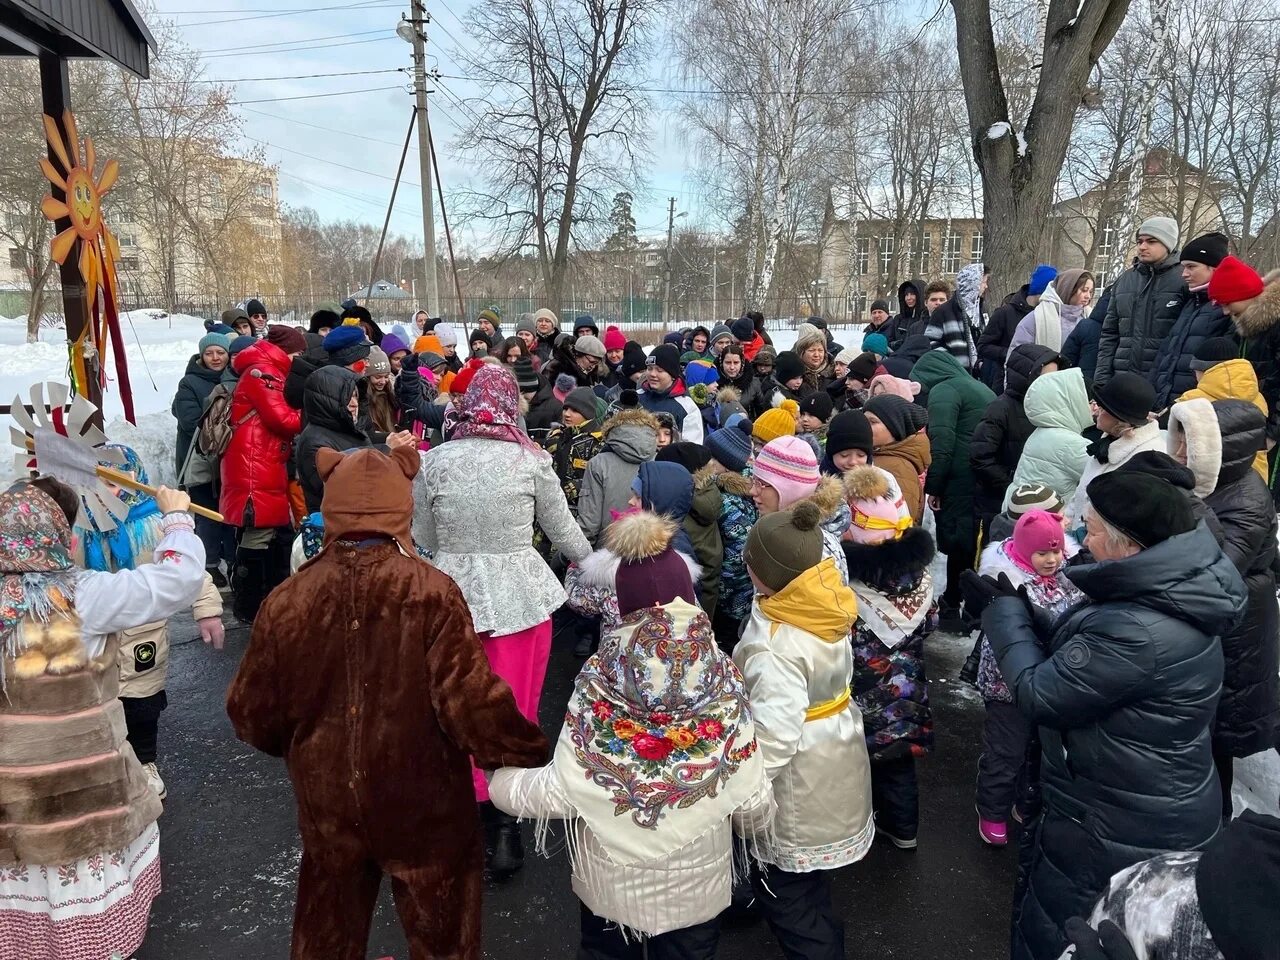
[805,687,850,722]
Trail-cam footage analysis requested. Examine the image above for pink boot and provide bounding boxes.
[979,817,1008,846]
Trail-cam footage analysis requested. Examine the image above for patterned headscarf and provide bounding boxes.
[955,263,985,326]
[76,444,164,573]
[0,483,79,676]
[553,599,764,866]
[444,363,548,458]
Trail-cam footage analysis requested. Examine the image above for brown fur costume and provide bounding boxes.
[226,444,548,960]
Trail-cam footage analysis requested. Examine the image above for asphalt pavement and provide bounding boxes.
[135,611,1016,960]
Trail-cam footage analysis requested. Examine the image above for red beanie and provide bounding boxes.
[603,325,627,352]
[450,358,486,396]
[265,324,306,355]
[1208,255,1264,306]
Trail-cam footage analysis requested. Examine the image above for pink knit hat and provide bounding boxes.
[869,374,921,400]
[844,466,911,544]
[753,436,820,508]
[1011,509,1065,568]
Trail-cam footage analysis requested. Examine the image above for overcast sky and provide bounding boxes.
[156,0,706,249]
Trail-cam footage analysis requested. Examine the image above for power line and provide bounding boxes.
[198,28,389,54]
[119,84,405,108]
[200,35,398,59]
[188,67,406,83]
[244,134,422,187]
[239,104,418,148]
[177,1,398,28]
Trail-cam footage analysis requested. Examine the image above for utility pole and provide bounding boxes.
[405,0,440,316]
[712,247,718,323]
[662,197,676,326]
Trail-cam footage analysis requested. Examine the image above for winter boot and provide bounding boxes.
[231,548,269,625]
[959,632,984,686]
[487,813,524,878]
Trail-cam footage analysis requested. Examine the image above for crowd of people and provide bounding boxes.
[5,217,1280,960]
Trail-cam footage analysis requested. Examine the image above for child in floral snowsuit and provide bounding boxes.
[975,509,1083,846]
[840,466,938,850]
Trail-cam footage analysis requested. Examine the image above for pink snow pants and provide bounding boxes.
[471,618,553,801]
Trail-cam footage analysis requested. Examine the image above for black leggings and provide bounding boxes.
[943,549,971,609]
[121,690,168,765]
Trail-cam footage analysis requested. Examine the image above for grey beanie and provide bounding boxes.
[1137,216,1179,252]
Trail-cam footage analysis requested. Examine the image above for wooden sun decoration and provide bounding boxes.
[10,382,128,532]
[38,110,135,424]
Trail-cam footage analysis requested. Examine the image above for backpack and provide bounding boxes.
[196,382,256,458]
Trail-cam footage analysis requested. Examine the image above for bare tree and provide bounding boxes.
[951,0,1132,298]
[453,0,658,310]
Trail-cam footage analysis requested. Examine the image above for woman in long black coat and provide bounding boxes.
[1205,399,1280,806]
[975,471,1245,960]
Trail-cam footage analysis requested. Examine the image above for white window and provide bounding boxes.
[8,248,24,269]
[119,256,139,271]
[970,232,983,264]
[117,231,137,248]
[942,230,963,274]
[917,234,932,274]
[253,181,273,201]
[855,236,869,275]
[1096,224,1117,262]
[878,236,894,274]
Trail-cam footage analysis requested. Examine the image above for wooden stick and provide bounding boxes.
[96,466,225,523]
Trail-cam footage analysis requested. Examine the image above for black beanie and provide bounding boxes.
[656,441,713,474]
[1181,231,1230,268]
[1114,450,1196,492]
[648,343,683,382]
[870,298,890,314]
[730,316,755,341]
[309,309,340,334]
[621,349,648,379]
[1085,472,1195,548]
[864,394,927,442]
[1190,336,1237,371]
[774,350,805,384]
[799,391,833,423]
[825,409,874,458]
[846,352,879,384]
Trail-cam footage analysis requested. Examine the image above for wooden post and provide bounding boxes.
[38,51,101,420]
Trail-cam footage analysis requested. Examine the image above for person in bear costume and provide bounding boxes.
[226,443,548,960]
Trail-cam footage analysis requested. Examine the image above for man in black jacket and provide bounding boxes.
[889,279,928,350]
[1095,216,1188,388]
[978,265,1055,393]
[1150,232,1235,413]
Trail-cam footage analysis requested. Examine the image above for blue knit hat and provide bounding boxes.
[323,324,372,367]
[228,335,257,356]
[707,421,753,474]
[684,359,719,388]
[861,332,889,357]
[1029,264,1058,296]
[198,333,231,354]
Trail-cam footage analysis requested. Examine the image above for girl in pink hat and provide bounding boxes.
[974,509,1083,848]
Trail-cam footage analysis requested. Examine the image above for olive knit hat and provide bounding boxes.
[745,501,824,594]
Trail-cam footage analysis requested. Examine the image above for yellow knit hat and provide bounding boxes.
[753,399,799,444]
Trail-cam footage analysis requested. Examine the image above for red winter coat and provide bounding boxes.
[220,340,302,528]
[741,332,765,361]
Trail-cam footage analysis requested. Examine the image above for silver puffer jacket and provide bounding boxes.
[413,438,591,635]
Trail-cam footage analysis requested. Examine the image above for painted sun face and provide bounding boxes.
[66,168,100,237]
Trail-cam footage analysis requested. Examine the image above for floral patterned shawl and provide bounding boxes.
[0,483,80,679]
[443,363,548,458]
[554,597,766,865]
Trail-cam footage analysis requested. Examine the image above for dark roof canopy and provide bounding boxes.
[0,0,153,78]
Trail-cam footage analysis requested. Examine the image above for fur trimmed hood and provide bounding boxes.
[694,462,753,497]
[841,525,935,587]
[1168,398,1223,499]
[717,385,741,404]
[602,406,660,436]
[803,474,847,521]
[578,511,702,591]
[1233,269,1280,339]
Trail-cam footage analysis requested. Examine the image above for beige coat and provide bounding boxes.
[117,572,221,698]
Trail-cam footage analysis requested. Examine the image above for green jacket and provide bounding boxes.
[687,469,725,616]
[910,350,996,554]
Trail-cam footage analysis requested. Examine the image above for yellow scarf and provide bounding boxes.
[758,557,858,643]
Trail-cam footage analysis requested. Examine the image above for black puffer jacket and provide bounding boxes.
[969,343,1059,522]
[295,366,369,512]
[880,334,933,381]
[1151,291,1236,411]
[986,522,1245,960]
[171,354,223,476]
[1095,254,1187,386]
[889,278,928,351]
[1231,268,1280,442]
[1205,399,1280,758]
[977,286,1034,393]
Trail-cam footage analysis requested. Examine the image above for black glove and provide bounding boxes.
[959,571,1020,618]
[1064,918,1139,960]
[400,351,420,373]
